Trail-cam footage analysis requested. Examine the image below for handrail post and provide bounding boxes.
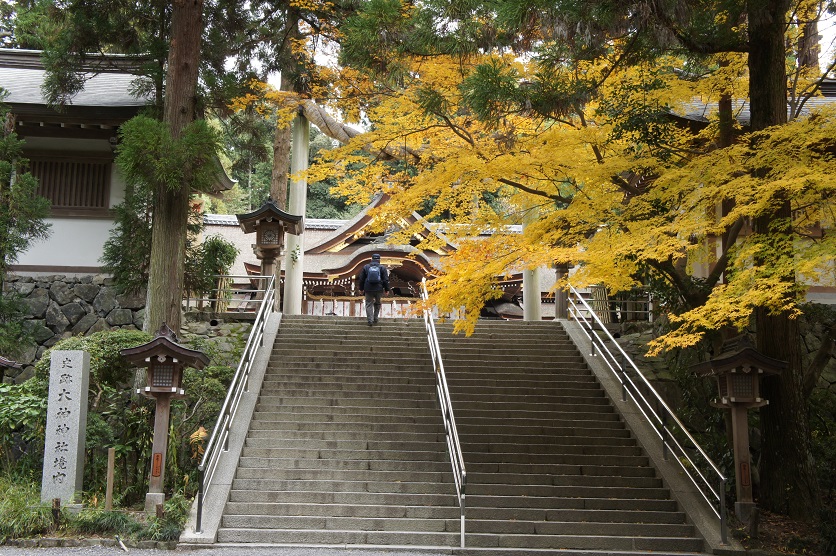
[620,352,628,402]
[196,468,204,533]
[661,407,669,461]
[460,493,466,548]
[719,476,728,544]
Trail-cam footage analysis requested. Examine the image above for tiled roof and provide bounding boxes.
[0,49,149,107]
[674,94,836,124]
[204,213,347,230]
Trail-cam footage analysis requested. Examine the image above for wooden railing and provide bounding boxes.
[303,294,419,318]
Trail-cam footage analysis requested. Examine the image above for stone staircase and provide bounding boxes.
[436,320,705,553]
[216,314,462,545]
[215,314,707,554]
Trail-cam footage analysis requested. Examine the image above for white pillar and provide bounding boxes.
[522,206,542,321]
[282,113,309,314]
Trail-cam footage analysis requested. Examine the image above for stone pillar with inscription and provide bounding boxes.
[41,351,90,506]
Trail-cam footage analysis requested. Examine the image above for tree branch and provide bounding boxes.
[497,177,572,205]
[704,216,746,289]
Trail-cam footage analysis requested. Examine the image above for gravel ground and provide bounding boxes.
[0,547,452,556]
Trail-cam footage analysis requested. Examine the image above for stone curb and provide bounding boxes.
[2,537,178,550]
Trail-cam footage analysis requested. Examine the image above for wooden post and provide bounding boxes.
[146,393,172,512]
[52,498,61,528]
[105,447,115,511]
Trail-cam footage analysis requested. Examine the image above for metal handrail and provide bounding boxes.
[568,285,728,544]
[195,275,275,533]
[420,278,467,548]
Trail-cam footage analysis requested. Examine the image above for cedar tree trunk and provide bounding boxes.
[146,0,203,334]
[747,0,820,520]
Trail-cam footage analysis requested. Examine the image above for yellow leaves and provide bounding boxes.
[189,426,208,460]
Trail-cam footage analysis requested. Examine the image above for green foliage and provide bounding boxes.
[0,476,55,542]
[103,159,235,296]
[0,379,48,474]
[67,509,142,537]
[21,326,246,505]
[184,234,238,298]
[0,473,192,541]
[100,181,153,294]
[0,91,51,356]
[0,293,36,359]
[116,116,223,196]
[33,329,150,385]
[137,493,190,541]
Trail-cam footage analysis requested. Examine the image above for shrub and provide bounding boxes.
[0,476,55,542]
[137,493,190,541]
[67,509,142,537]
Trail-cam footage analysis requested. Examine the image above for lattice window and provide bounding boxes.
[29,156,112,214]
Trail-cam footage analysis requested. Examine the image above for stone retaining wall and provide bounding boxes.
[5,274,145,381]
[4,274,253,384]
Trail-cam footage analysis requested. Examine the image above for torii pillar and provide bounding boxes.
[522,205,542,321]
[283,113,310,314]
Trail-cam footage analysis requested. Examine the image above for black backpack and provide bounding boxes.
[366,264,382,286]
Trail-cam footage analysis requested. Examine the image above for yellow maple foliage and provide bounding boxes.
[235,36,836,352]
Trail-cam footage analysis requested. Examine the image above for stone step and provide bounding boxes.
[229,478,455,495]
[463,450,650,466]
[253,404,440,417]
[245,429,445,442]
[253,396,436,409]
[215,527,458,546]
[257,386,436,399]
[458,434,638,448]
[227,489,456,506]
[223,501,458,519]
[261,376,436,387]
[249,410,441,424]
[234,467,452,483]
[454,410,623,422]
[246,420,444,433]
[238,447,449,462]
[449,391,610,404]
[467,461,655,477]
[222,501,684,524]
[219,514,694,538]
[236,457,451,472]
[446,376,602,387]
[215,527,704,553]
[466,472,663,489]
[268,358,434,368]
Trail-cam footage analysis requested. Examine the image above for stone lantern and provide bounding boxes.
[236,198,303,279]
[692,335,785,526]
[120,323,208,513]
[0,355,21,384]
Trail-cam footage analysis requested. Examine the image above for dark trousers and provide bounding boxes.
[364,291,383,323]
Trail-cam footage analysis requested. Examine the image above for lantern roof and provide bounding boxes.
[692,335,786,378]
[0,356,22,370]
[120,323,209,370]
[236,197,303,235]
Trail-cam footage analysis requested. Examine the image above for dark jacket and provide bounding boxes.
[358,262,390,293]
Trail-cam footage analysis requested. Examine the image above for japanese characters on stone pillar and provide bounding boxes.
[41,351,90,506]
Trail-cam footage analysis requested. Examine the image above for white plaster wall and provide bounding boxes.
[16,218,116,268]
[15,137,126,268]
